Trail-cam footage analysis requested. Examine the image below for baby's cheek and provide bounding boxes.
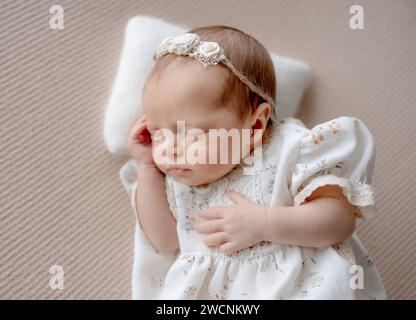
[151,141,170,166]
[204,138,221,165]
[198,136,234,165]
[219,137,243,165]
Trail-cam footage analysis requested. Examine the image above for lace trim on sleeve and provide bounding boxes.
[293,174,377,222]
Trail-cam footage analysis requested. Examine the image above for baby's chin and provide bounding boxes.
[165,171,210,187]
[155,162,240,187]
[159,167,215,187]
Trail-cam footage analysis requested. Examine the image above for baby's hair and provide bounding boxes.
[145,25,278,145]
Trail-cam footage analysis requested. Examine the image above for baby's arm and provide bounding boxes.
[194,185,356,254]
[263,184,356,247]
[136,164,179,254]
[127,115,179,255]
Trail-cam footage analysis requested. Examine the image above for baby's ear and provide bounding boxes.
[250,102,271,133]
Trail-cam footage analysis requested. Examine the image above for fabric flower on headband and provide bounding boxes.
[153,32,276,110]
[154,33,226,67]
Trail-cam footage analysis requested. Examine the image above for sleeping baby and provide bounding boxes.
[122,26,386,299]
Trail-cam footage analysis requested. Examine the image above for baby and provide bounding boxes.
[123,26,386,299]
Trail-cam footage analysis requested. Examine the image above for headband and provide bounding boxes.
[153,32,276,110]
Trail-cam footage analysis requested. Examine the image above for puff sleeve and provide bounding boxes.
[290,116,377,222]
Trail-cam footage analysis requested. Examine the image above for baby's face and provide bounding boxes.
[142,59,252,187]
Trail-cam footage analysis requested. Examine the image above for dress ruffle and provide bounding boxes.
[293,174,377,222]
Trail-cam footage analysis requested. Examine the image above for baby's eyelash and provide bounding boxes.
[185,131,209,142]
[149,129,209,142]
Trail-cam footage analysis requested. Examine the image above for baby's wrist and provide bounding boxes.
[262,206,273,243]
[137,162,157,170]
[261,206,290,243]
[136,163,163,177]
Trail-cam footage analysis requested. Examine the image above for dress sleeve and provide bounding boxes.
[119,158,178,299]
[289,116,377,223]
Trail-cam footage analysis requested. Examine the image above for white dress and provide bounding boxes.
[119,116,387,300]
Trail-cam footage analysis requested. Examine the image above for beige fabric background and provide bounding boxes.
[0,0,415,299]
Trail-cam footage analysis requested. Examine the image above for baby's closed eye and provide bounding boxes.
[186,131,207,142]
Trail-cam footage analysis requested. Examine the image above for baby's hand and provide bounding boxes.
[126,114,155,167]
[193,190,267,255]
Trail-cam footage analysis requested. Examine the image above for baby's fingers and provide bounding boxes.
[130,121,151,144]
[129,114,147,135]
[194,219,224,234]
[135,122,148,139]
[130,116,146,133]
[136,113,147,124]
[202,232,229,247]
[198,207,224,220]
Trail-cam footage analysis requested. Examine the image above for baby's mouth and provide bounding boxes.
[166,165,191,174]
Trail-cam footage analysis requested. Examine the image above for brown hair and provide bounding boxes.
[145,25,277,145]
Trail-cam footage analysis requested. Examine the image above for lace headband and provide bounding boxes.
[153,33,276,110]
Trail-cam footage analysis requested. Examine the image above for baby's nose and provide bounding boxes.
[164,140,183,156]
[173,145,183,156]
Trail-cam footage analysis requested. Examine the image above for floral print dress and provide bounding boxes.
[119,116,387,300]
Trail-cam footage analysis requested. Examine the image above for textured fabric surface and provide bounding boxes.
[0,0,415,299]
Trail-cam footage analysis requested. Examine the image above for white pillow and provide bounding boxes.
[104,15,311,155]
